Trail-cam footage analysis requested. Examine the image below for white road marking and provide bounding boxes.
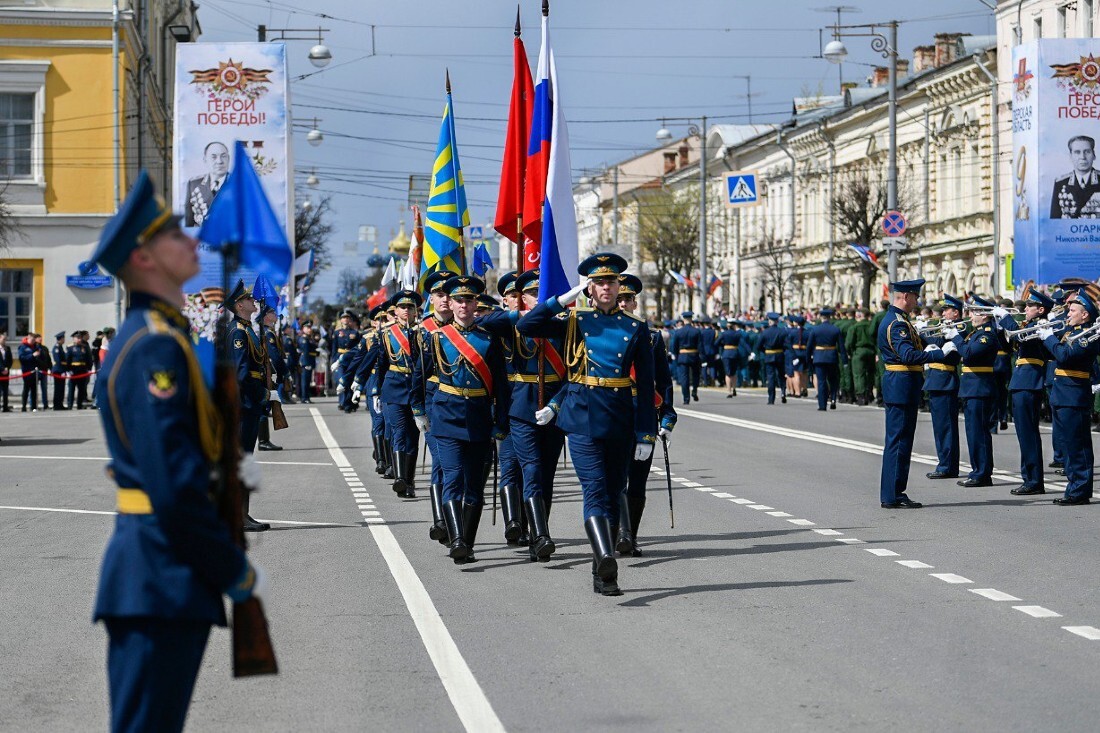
[310,408,505,733]
[896,560,933,569]
[813,529,843,536]
[866,549,900,557]
[835,538,865,544]
[787,519,815,526]
[1014,606,1062,619]
[694,487,715,492]
[0,453,332,466]
[766,511,793,517]
[970,589,1021,602]
[0,504,114,516]
[732,498,755,504]
[711,492,734,498]
[930,573,973,584]
[1062,626,1100,640]
[748,505,774,511]
[683,481,703,488]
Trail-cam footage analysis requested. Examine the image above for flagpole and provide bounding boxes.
[514,5,525,278]
[445,69,467,275]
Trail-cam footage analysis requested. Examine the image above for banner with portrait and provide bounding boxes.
[172,42,294,293]
[1012,39,1100,285]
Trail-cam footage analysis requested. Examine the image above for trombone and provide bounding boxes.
[1066,321,1100,345]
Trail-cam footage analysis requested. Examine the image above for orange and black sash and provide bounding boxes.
[540,339,566,379]
[440,325,494,394]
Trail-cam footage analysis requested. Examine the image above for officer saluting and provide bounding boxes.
[878,279,956,508]
[88,171,264,733]
[518,253,656,596]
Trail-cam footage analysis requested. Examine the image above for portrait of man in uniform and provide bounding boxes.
[184,141,231,227]
[1049,135,1100,219]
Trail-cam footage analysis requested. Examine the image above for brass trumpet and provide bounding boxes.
[966,304,1021,316]
[1065,321,1100,345]
[917,319,963,338]
[1005,319,1063,342]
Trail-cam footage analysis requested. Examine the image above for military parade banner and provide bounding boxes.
[173,42,294,291]
[1012,38,1100,285]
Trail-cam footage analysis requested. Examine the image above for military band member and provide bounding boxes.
[256,303,284,451]
[518,253,656,596]
[331,310,361,412]
[878,279,955,508]
[807,308,846,411]
[669,312,701,405]
[616,273,675,556]
[996,290,1054,494]
[297,322,319,403]
[88,171,263,733]
[425,276,507,563]
[760,312,787,405]
[947,295,1002,487]
[419,270,456,543]
[717,319,743,398]
[1038,288,1100,504]
[224,279,269,531]
[921,295,963,480]
[51,331,69,410]
[372,289,425,499]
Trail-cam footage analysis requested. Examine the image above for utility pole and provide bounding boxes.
[699,115,708,313]
[612,166,619,249]
[885,21,899,283]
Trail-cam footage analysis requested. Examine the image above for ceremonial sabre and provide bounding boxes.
[491,441,498,526]
[661,435,674,529]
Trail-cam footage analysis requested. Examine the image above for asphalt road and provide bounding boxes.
[1,388,1099,732]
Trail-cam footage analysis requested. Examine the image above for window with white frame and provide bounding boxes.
[0,60,48,209]
[1083,0,1095,36]
[0,93,33,179]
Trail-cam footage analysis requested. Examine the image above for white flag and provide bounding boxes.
[381,256,398,286]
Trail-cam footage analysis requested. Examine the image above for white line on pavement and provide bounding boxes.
[866,549,900,557]
[970,589,1021,602]
[896,560,934,569]
[1062,626,1100,640]
[1014,606,1062,619]
[930,573,973,584]
[0,504,355,526]
[309,408,505,733]
[0,454,332,466]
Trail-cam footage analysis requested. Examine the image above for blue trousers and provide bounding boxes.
[298,366,313,402]
[510,418,565,504]
[1051,391,1065,464]
[627,449,655,499]
[383,402,419,452]
[677,362,700,402]
[963,396,994,481]
[567,432,632,522]
[1011,390,1044,487]
[334,364,350,409]
[105,617,210,733]
[927,391,960,475]
[1053,405,1094,501]
[815,364,839,409]
[239,407,262,454]
[498,433,522,492]
[437,435,491,505]
[424,394,443,485]
[880,402,918,503]
[370,395,386,438]
[765,362,785,403]
[722,357,740,383]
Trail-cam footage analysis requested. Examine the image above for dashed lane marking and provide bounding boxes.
[1014,606,1062,619]
[970,589,1021,602]
[1062,626,1100,640]
[896,560,934,569]
[930,573,973,584]
[866,549,900,557]
[0,504,356,526]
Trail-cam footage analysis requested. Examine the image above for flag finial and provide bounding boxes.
[542,0,548,17]
[515,4,521,36]
[445,68,451,94]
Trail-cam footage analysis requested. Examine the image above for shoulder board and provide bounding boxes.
[625,312,646,323]
[144,309,172,335]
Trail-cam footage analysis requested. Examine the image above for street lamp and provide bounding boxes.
[306,170,319,187]
[258,25,332,68]
[823,20,900,282]
[655,116,710,314]
[306,118,323,147]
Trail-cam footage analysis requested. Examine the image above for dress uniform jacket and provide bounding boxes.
[877,306,945,403]
[423,321,507,441]
[1043,326,1100,408]
[94,293,246,625]
[785,325,809,372]
[298,334,319,369]
[227,317,268,414]
[263,328,287,384]
[699,326,717,366]
[669,323,702,365]
[760,326,787,365]
[477,309,566,424]
[51,342,69,375]
[330,327,360,363]
[806,322,846,365]
[374,322,424,413]
[999,315,1049,392]
[922,335,961,393]
[951,324,1000,398]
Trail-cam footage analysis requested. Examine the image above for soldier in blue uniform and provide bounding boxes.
[698,315,717,388]
[1045,290,1068,470]
[947,295,1001,487]
[786,315,809,398]
[878,279,955,508]
[760,313,788,404]
[995,290,1054,494]
[372,289,425,498]
[807,307,846,411]
[518,253,655,596]
[279,324,297,403]
[87,170,263,733]
[297,322,318,403]
[615,273,674,556]
[224,279,270,531]
[717,319,743,397]
[422,276,508,563]
[17,334,40,412]
[351,305,392,478]
[67,331,94,409]
[921,295,963,480]
[51,331,69,410]
[256,303,285,450]
[479,268,567,561]
[418,270,456,542]
[331,311,360,412]
[991,301,1013,433]
[669,311,702,405]
[1038,288,1100,504]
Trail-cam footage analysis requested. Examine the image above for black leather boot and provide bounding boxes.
[443,500,467,561]
[392,449,408,494]
[372,435,385,475]
[525,496,555,561]
[615,492,634,555]
[585,515,619,595]
[459,502,482,564]
[383,439,395,479]
[429,483,447,543]
[627,495,646,557]
[401,450,418,498]
[501,485,522,544]
[517,499,529,545]
[243,492,269,532]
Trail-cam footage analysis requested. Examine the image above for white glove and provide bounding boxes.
[941,341,958,356]
[329,359,340,372]
[913,318,928,331]
[1037,327,1055,340]
[923,344,938,353]
[238,453,263,492]
[941,327,960,340]
[748,353,757,362]
[251,562,268,600]
[792,358,800,366]
[336,382,345,394]
[556,280,589,308]
[269,389,281,403]
[634,442,654,461]
[535,406,556,426]
[658,426,672,448]
[991,306,1009,320]
[1092,384,1100,395]
[352,388,362,404]
[414,414,431,433]
[372,396,382,413]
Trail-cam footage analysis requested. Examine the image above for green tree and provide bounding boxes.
[637,187,699,318]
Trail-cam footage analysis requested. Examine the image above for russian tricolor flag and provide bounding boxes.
[526,10,578,302]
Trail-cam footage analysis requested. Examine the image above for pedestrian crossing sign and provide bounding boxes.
[724,171,760,208]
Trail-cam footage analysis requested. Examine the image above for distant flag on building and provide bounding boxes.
[292,248,315,280]
[668,269,689,286]
[707,274,722,297]
[848,243,883,269]
[494,7,535,270]
[423,70,469,278]
[528,6,579,301]
[472,242,494,276]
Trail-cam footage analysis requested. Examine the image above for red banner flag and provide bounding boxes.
[495,18,535,266]
[366,287,388,310]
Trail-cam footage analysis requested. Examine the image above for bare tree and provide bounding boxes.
[0,180,24,256]
[295,195,335,275]
[335,267,369,306]
[751,219,796,313]
[636,187,698,318]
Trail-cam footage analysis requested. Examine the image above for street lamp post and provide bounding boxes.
[657,116,709,313]
[824,21,900,283]
[257,26,332,68]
